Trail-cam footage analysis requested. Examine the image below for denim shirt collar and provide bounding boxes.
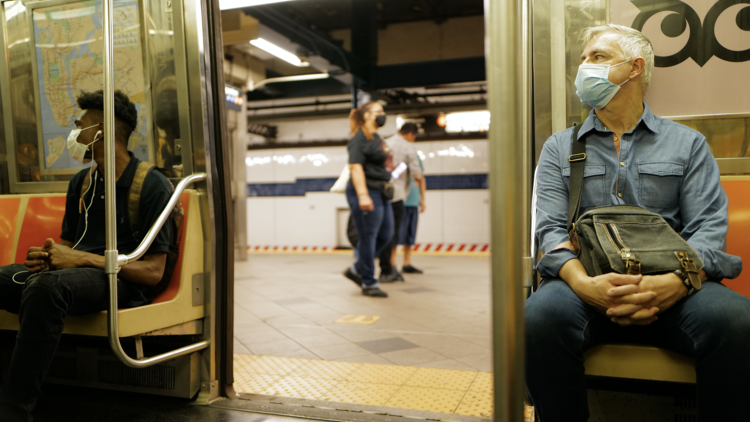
[577,103,659,140]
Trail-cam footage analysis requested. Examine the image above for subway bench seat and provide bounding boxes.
[0,190,204,338]
[583,177,750,384]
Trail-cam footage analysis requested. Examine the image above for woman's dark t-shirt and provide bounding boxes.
[347,129,393,189]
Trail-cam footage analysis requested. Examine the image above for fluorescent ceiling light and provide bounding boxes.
[251,73,328,90]
[250,38,309,67]
[220,0,295,11]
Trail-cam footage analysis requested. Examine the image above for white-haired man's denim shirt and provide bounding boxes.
[534,103,742,281]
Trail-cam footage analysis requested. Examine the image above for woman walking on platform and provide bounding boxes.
[343,101,394,298]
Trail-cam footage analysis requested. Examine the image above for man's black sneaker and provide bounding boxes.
[379,271,404,283]
[402,265,423,274]
[344,267,362,287]
[362,287,388,297]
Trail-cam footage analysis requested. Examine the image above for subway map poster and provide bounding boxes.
[32,0,149,171]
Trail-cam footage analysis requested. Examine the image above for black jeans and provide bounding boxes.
[526,279,750,421]
[0,264,146,422]
[379,200,405,275]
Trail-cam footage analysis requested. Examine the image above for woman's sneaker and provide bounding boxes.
[402,265,423,274]
[344,267,362,287]
[362,287,388,297]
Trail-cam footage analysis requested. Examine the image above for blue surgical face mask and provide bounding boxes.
[574,60,631,109]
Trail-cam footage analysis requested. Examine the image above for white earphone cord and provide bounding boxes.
[11,169,96,285]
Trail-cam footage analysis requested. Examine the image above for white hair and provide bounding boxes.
[581,24,655,94]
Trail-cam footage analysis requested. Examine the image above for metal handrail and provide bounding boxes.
[101,0,208,369]
[107,172,209,368]
[117,172,207,266]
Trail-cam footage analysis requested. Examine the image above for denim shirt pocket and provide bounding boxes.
[562,165,607,208]
[638,162,684,209]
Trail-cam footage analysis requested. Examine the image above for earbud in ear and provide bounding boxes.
[93,131,103,142]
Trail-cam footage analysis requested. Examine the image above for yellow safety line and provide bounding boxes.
[247,250,491,257]
[233,354,494,417]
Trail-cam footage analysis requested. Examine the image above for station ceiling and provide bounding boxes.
[258,0,484,32]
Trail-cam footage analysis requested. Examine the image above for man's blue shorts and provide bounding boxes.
[399,206,419,245]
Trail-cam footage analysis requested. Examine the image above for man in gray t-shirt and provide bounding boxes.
[378,123,423,282]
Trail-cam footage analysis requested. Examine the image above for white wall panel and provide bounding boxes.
[413,191,444,246]
[442,190,490,244]
[246,197,275,246]
[245,140,491,248]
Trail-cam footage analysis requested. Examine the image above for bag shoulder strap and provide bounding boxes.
[128,161,156,237]
[566,124,586,233]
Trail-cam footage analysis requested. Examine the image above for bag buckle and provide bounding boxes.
[568,153,586,162]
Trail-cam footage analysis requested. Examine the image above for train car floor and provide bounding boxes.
[31,383,304,422]
[233,253,495,418]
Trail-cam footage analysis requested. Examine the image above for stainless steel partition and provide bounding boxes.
[485,0,530,420]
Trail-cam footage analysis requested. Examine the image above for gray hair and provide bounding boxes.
[581,24,655,94]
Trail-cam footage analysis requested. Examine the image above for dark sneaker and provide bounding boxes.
[379,271,404,283]
[344,267,362,287]
[402,265,423,274]
[362,287,388,297]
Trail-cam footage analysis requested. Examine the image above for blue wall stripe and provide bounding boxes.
[247,174,488,197]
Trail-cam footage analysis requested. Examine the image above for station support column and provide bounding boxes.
[485,0,531,420]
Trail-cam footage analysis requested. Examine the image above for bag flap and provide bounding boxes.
[589,215,704,275]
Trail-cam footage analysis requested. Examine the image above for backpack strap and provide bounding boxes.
[566,123,586,235]
[128,161,155,238]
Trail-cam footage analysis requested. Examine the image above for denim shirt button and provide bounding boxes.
[620,162,625,166]
[618,193,623,198]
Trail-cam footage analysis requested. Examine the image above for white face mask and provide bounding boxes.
[67,124,101,164]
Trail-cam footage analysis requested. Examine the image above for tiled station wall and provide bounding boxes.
[245,139,490,250]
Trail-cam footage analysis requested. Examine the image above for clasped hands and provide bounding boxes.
[24,238,85,273]
[577,271,688,326]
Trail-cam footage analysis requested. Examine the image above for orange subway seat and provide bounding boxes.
[0,197,21,266]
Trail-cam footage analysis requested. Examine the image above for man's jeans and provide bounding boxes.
[379,200,404,276]
[346,183,394,288]
[525,279,750,421]
[0,264,146,422]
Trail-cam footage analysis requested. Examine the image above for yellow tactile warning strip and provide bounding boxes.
[233,354,494,417]
[334,315,381,324]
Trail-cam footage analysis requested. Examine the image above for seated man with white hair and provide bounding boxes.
[526,24,750,420]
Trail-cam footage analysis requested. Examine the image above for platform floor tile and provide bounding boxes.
[233,354,494,416]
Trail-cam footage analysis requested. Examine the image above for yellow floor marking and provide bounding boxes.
[405,367,478,390]
[335,315,381,324]
[455,391,494,417]
[386,386,466,414]
[233,354,493,416]
[321,382,400,406]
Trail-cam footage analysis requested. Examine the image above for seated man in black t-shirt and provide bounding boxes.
[0,90,173,421]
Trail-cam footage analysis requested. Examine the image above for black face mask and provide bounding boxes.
[375,115,387,127]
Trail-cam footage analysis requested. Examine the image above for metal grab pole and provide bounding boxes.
[485,0,529,420]
[102,0,119,309]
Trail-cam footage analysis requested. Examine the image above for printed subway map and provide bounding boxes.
[33,0,148,170]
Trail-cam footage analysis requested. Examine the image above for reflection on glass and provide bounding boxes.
[674,117,750,159]
[5,1,40,183]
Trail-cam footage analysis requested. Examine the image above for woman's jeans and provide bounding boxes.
[0,264,147,422]
[525,279,750,421]
[346,183,394,288]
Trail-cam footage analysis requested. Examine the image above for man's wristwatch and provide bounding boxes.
[674,269,701,296]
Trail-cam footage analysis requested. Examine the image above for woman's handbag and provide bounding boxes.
[566,124,703,287]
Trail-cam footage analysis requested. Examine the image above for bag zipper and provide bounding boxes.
[602,223,641,274]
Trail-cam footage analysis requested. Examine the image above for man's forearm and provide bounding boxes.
[558,258,589,291]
